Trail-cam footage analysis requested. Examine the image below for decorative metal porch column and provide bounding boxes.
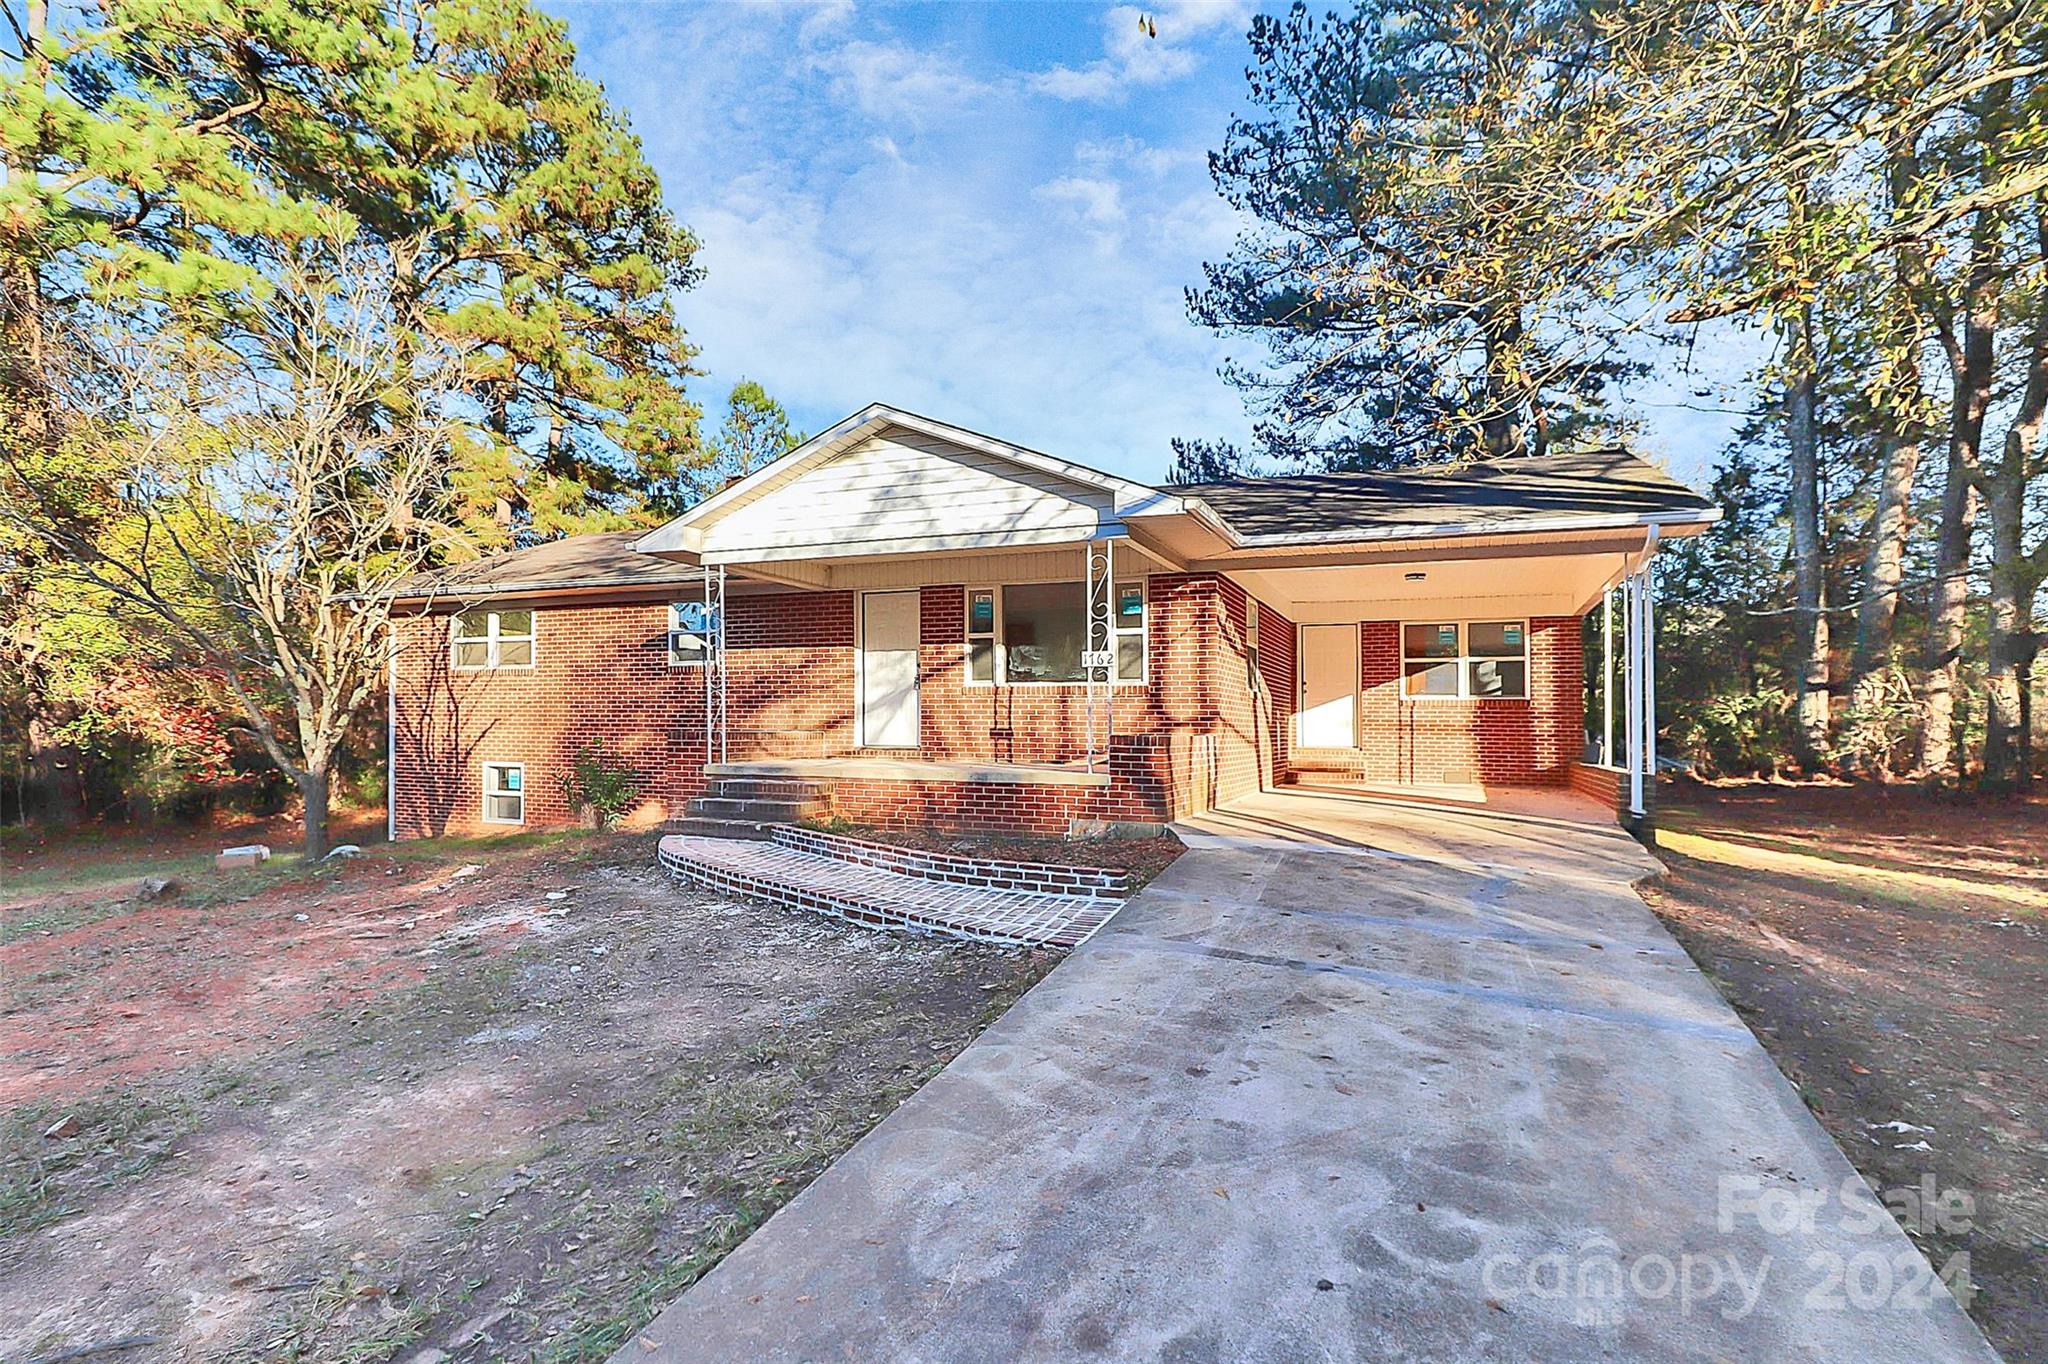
[1083,538,1116,775]
[701,563,727,766]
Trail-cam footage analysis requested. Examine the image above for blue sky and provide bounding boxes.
[551,0,1759,485]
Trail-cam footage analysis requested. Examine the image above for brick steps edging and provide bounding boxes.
[656,836,1120,948]
[768,825,1129,900]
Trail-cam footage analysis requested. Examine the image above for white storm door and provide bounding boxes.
[1296,624,1358,748]
[860,590,921,749]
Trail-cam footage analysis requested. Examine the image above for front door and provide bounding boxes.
[1296,624,1357,748]
[860,590,921,749]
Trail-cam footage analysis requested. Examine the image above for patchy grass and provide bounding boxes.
[1645,779,2048,1362]
[226,1270,442,1364]
[0,827,1055,1362]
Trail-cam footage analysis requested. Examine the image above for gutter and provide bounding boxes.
[1188,503,1720,552]
[385,643,397,844]
[387,572,707,605]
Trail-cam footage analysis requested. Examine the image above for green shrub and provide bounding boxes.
[555,741,641,830]
[1675,685,1796,778]
[1831,666,1920,778]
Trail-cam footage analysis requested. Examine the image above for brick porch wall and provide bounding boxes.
[1568,759,1627,812]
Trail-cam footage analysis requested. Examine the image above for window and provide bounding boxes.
[482,763,525,824]
[1466,620,1528,698]
[1112,582,1147,682]
[1401,621,1528,699]
[966,589,997,682]
[1003,582,1085,682]
[669,600,715,667]
[452,608,534,670]
[965,582,1146,685]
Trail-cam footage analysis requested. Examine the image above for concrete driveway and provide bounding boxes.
[624,788,1997,1363]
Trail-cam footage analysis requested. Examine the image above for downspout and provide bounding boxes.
[385,637,397,844]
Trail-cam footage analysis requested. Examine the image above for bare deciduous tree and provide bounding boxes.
[2,227,478,856]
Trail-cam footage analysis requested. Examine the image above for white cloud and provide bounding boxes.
[1031,0,1255,104]
[1075,134,1201,179]
[1036,175,1126,226]
[810,37,993,125]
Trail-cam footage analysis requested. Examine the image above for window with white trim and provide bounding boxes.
[452,608,534,670]
[1111,582,1146,681]
[481,762,525,824]
[1401,620,1528,699]
[967,588,997,682]
[963,582,1146,685]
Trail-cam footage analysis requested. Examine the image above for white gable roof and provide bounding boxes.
[637,404,1181,565]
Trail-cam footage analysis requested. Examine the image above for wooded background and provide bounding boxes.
[1181,0,2047,789]
[1,0,2042,851]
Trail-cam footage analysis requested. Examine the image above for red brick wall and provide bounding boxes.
[390,595,708,838]
[389,573,1580,839]
[911,585,1160,764]
[390,578,1222,838]
[1286,616,1585,786]
[1568,760,1627,811]
[1255,598,1300,785]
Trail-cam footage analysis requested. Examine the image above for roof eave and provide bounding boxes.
[389,573,709,604]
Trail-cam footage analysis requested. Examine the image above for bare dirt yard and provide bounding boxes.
[0,816,1062,1362]
[1642,779,2048,1362]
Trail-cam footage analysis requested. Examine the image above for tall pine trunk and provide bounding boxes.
[1982,294,2047,789]
[1784,307,1831,767]
[1923,213,2001,779]
[1846,123,1929,756]
[1848,421,1920,723]
[1479,305,1529,457]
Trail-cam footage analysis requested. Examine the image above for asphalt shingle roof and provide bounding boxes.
[392,530,702,600]
[393,447,1713,598]
[1170,446,1715,541]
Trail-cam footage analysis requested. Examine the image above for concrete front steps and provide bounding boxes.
[656,824,1130,948]
[667,776,834,840]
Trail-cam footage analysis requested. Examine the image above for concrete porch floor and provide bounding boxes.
[1273,779,1620,829]
[619,787,1995,1363]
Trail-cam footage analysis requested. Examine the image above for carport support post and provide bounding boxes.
[1622,554,1659,840]
[1624,573,1642,819]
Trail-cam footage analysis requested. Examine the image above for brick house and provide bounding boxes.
[385,404,1715,840]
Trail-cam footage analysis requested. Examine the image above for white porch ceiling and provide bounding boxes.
[1232,543,1640,624]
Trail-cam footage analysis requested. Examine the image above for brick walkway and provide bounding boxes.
[655,835,1126,948]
